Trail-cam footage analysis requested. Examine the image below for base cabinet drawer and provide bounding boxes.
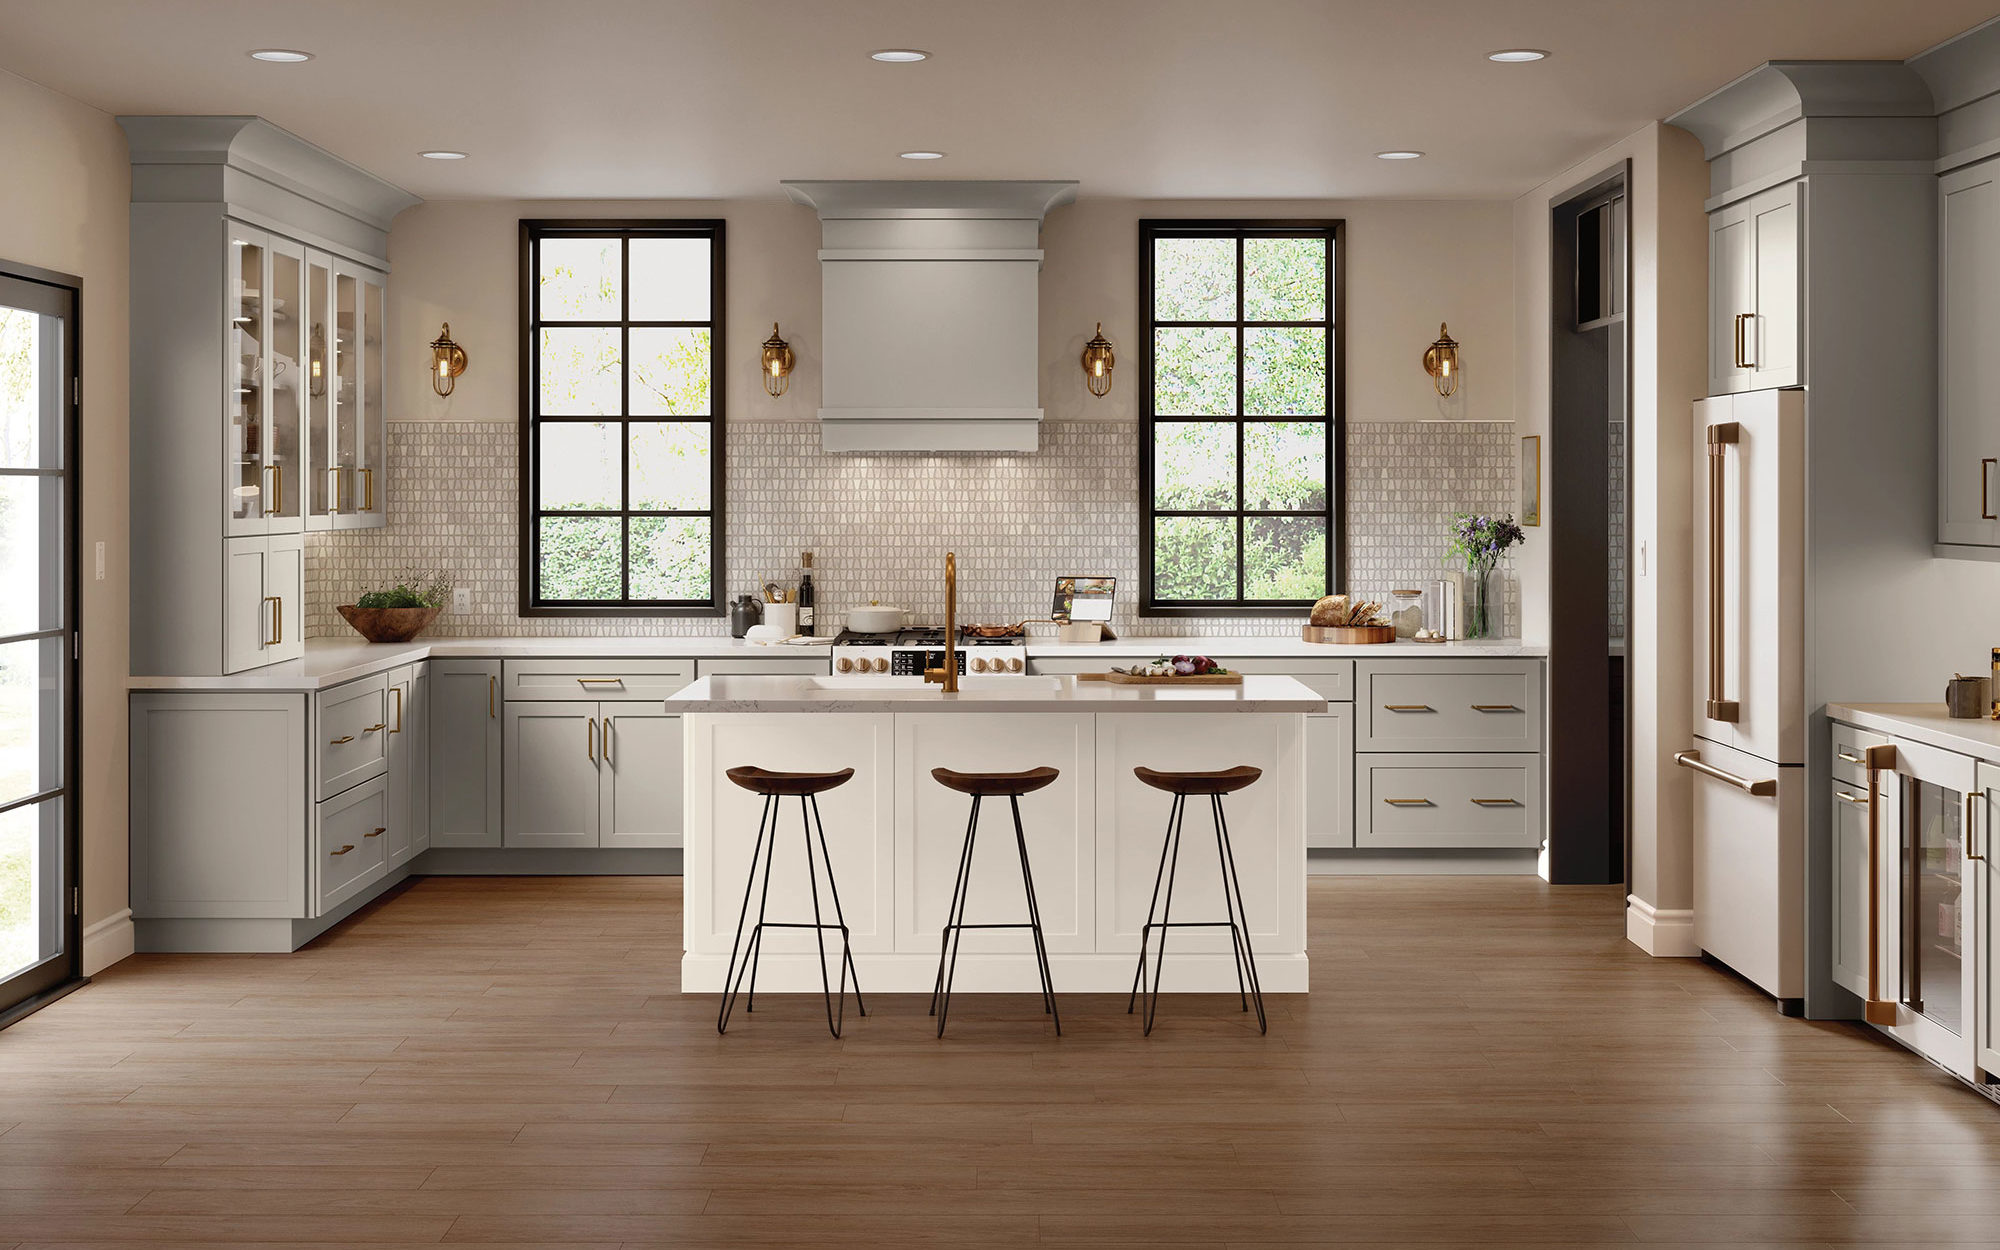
[314,774,390,916]
[1356,754,1542,849]
[503,658,695,702]
[317,674,390,800]
[1357,660,1542,753]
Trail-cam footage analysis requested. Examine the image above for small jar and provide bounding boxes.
[1388,589,1425,639]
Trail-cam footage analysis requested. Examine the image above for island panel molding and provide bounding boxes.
[308,420,1517,639]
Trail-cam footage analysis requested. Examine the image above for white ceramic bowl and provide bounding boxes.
[743,623,787,642]
[847,605,906,633]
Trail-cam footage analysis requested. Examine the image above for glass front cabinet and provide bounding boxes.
[1979,761,2000,1081]
[308,254,388,531]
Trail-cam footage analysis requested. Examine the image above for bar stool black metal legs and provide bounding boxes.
[717,767,866,1038]
[1127,765,1268,1036]
[929,767,1062,1037]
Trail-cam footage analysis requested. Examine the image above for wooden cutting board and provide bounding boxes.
[1078,671,1244,686]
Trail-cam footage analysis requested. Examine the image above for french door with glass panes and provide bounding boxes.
[0,271,78,1021]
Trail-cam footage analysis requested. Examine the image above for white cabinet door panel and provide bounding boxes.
[221,536,271,675]
[1940,160,2000,547]
[1748,182,1801,391]
[600,709,683,849]
[504,702,601,848]
[430,659,501,848]
[1708,202,1753,395]
[266,533,303,663]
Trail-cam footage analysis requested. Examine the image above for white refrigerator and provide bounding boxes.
[1680,388,1807,1008]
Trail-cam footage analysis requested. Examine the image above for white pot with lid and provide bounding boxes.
[847,604,906,633]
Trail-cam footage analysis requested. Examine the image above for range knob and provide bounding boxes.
[1006,657,1024,673]
[836,657,853,673]
[871,657,889,673]
[971,657,990,673]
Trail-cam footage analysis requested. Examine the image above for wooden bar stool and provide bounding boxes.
[717,766,866,1038]
[928,766,1062,1038]
[1128,764,1267,1036]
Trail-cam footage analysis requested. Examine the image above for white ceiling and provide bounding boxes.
[2,0,1996,202]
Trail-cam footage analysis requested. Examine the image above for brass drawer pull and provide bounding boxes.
[362,722,387,733]
[1471,704,1521,713]
[1383,798,1434,807]
[1984,458,1997,521]
[329,735,355,745]
[1383,704,1434,713]
[365,827,385,838]
[1836,750,1867,766]
[1834,790,1869,807]
[576,677,626,687]
[1471,797,1521,807]
[330,844,355,856]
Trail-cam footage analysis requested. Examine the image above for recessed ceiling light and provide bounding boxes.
[870,49,930,62]
[1488,48,1548,62]
[419,150,468,160]
[1375,150,1424,160]
[898,150,946,160]
[248,48,313,62]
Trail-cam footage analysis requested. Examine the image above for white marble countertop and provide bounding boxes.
[665,673,1328,714]
[1827,702,2000,765]
[126,633,1542,693]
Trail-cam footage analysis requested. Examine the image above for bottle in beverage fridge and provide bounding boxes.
[798,552,816,636]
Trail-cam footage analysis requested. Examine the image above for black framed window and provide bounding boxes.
[1140,220,1343,612]
[520,220,724,615]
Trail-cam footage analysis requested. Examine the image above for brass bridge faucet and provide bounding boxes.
[924,551,959,693]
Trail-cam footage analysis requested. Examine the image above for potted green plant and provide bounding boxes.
[337,572,452,643]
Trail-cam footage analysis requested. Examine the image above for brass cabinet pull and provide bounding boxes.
[264,595,281,647]
[1967,791,1984,862]
[330,844,355,856]
[1470,704,1521,713]
[327,466,342,514]
[576,677,625,686]
[587,716,596,763]
[390,686,403,734]
[1836,750,1868,766]
[329,735,355,745]
[1383,704,1434,713]
[602,716,614,765]
[362,722,387,733]
[273,462,284,516]
[489,673,497,719]
[1834,789,1870,807]
[1704,422,1740,723]
[276,594,283,645]
[1984,458,1997,521]
[1733,311,1757,369]
[1862,743,1897,1026]
[1673,748,1775,796]
[360,466,376,513]
[1383,797,1434,807]
[1471,797,1521,807]
[365,827,385,838]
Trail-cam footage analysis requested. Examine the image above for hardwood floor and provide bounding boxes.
[3,874,1998,1247]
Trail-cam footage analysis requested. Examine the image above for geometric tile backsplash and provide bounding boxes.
[307,420,1518,640]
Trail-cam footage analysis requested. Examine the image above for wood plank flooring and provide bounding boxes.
[2,874,1998,1247]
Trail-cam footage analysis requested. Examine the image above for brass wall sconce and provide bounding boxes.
[1081,323,1115,397]
[1423,322,1460,398]
[429,322,468,397]
[760,323,795,398]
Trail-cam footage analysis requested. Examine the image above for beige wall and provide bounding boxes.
[387,195,1515,428]
[1512,122,1708,940]
[0,69,132,973]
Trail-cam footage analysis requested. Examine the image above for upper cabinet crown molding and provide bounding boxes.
[118,115,421,266]
[1911,16,2000,116]
[781,179,1077,222]
[1670,62,1937,161]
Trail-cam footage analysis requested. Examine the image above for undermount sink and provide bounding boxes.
[807,675,1063,692]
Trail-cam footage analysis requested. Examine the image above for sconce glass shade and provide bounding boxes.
[308,322,327,398]
[1423,322,1460,398]
[1081,322,1115,398]
[761,322,795,398]
[429,321,468,397]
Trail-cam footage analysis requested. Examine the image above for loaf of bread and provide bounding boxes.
[1308,595,1349,627]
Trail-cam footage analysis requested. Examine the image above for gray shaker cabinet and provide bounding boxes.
[429,659,503,849]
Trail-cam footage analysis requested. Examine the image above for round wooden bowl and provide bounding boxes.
[337,604,442,644]
[1301,624,1397,645]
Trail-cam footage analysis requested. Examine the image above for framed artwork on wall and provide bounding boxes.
[1520,435,1542,526]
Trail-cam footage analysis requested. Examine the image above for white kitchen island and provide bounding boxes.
[664,673,1327,995]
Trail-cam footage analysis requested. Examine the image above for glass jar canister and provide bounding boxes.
[1388,589,1425,638]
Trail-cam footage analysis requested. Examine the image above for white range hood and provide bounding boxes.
[782,179,1077,453]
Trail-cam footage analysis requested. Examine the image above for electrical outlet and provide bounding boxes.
[94,541,105,581]
[452,587,472,612]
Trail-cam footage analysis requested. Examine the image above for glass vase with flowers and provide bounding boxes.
[1447,513,1526,640]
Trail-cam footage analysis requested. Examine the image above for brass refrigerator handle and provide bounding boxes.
[1863,743,1898,1026]
[390,686,403,734]
[1705,422,1740,723]
[1984,458,1997,521]
[1673,749,1777,796]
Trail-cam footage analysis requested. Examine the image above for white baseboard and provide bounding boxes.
[81,908,135,974]
[1625,895,1698,957]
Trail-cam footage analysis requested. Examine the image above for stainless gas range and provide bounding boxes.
[830,627,1028,676]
